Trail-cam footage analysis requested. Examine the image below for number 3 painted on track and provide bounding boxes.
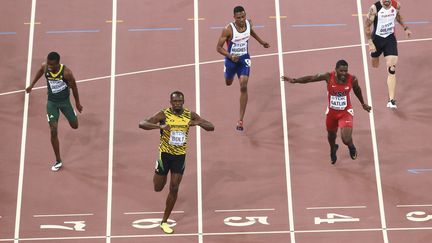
[406,211,432,222]
[224,216,269,227]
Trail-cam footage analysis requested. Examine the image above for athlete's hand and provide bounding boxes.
[160,124,170,131]
[229,54,239,62]
[281,76,295,83]
[262,42,270,48]
[405,29,412,38]
[367,39,376,53]
[25,85,33,93]
[76,103,83,113]
[362,103,372,112]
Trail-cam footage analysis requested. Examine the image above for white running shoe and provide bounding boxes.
[386,100,397,109]
[51,161,62,171]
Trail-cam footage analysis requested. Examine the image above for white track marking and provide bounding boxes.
[274,0,296,243]
[193,1,203,243]
[106,0,117,242]
[2,37,431,98]
[14,1,37,243]
[33,213,94,217]
[215,208,275,213]
[356,1,388,243]
[123,211,184,215]
[307,206,367,210]
[397,204,432,208]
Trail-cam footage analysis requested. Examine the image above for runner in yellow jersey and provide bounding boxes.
[139,91,214,234]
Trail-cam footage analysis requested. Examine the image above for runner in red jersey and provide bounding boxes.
[282,60,372,164]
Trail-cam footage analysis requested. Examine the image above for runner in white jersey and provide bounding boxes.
[364,0,412,109]
[217,6,270,131]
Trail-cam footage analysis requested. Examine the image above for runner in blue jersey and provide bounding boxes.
[217,6,270,131]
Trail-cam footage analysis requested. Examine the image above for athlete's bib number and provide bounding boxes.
[330,95,347,110]
[169,131,186,146]
[48,80,67,93]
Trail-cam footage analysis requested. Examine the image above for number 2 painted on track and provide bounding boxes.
[406,211,432,222]
[314,213,359,224]
[224,216,269,227]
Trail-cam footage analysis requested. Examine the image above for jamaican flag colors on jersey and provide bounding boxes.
[159,108,191,155]
[46,64,69,102]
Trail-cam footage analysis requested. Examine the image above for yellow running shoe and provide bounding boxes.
[160,222,174,234]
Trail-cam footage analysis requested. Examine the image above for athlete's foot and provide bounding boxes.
[386,99,397,109]
[330,144,339,164]
[51,161,62,172]
[160,222,174,234]
[236,120,244,131]
[349,145,357,160]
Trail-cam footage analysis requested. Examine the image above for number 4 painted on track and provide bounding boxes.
[314,213,360,224]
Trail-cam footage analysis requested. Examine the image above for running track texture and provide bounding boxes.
[0,0,431,242]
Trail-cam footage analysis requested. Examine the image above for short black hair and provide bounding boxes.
[335,59,348,69]
[233,6,245,14]
[47,52,60,63]
[170,91,184,100]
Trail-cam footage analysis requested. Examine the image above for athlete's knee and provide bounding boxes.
[169,184,180,194]
[341,134,352,145]
[225,79,233,86]
[388,65,396,75]
[240,83,248,93]
[50,127,58,137]
[371,58,379,68]
[154,184,164,192]
[327,131,337,139]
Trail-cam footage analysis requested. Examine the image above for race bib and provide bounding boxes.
[48,80,67,93]
[230,42,248,56]
[169,131,186,146]
[329,95,347,110]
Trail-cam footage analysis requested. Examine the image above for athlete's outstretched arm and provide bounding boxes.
[352,76,372,112]
[395,3,412,38]
[139,111,168,130]
[365,5,377,52]
[25,63,45,93]
[249,20,270,48]
[65,68,83,113]
[282,73,330,84]
[190,112,215,131]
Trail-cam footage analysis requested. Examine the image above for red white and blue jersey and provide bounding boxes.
[327,71,353,112]
[226,19,250,57]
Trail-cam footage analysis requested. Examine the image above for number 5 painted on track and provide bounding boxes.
[224,216,269,227]
[314,213,360,224]
[406,211,432,222]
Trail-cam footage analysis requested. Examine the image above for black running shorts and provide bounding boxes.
[155,152,186,176]
[371,33,398,58]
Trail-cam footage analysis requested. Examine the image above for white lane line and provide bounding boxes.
[2,37,431,98]
[1,226,432,241]
[193,1,203,243]
[274,0,296,243]
[214,208,275,213]
[15,1,37,243]
[123,211,185,215]
[307,206,367,210]
[356,1,388,243]
[397,204,432,208]
[106,0,117,243]
[33,213,94,217]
